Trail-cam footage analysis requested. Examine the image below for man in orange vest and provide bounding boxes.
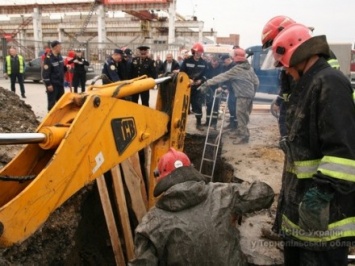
[3,47,26,98]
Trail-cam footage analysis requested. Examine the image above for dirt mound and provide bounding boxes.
[0,87,40,166]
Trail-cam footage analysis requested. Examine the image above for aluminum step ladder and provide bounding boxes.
[199,89,229,181]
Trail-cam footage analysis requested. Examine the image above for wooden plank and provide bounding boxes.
[97,175,126,266]
[121,159,147,223]
[144,147,152,192]
[110,166,135,261]
[126,152,148,207]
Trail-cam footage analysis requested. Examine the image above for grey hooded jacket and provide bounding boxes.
[203,61,259,98]
[129,166,274,266]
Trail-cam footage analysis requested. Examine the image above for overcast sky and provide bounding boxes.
[176,0,355,48]
[2,0,354,48]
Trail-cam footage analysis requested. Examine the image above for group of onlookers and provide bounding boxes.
[3,41,253,138]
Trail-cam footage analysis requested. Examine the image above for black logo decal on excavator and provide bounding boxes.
[111,117,137,155]
[177,94,189,149]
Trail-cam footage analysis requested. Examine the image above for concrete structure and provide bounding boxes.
[0,0,240,72]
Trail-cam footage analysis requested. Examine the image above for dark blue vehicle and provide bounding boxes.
[245,45,281,94]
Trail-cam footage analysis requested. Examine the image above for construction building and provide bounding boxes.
[0,0,240,63]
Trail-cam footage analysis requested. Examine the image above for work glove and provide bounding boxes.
[3,73,8,80]
[298,187,333,231]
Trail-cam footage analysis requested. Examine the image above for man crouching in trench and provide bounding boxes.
[128,148,275,265]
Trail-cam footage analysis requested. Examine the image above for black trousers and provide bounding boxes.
[190,87,203,123]
[228,89,237,125]
[205,93,220,124]
[47,84,65,111]
[284,245,348,266]
[131,91,149,107]
[72,72,87,93]
[10,73,25,95]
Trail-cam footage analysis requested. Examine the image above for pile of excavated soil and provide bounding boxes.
[0,87,39,167]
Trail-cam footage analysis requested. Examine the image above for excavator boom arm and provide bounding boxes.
[0,73,191,247]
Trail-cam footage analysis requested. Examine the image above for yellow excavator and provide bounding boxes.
[0,73,191,248]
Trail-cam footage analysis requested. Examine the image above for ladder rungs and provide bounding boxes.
[206,142,218,147]
[202,158,214,163]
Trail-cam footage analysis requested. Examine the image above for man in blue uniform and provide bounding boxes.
[42,40,66,111]
[101,49,124,84]
[130,46,157,107]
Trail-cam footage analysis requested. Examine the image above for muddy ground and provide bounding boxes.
[0,87,285,265]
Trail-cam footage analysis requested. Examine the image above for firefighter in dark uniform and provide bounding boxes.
[101,49,124,84]
[42,40,66,111]
[130,46,157,107]
[271,23,355,265]
[180,42,208,131]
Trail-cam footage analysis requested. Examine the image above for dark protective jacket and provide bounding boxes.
[275,69,295,107]
[101,57,121,84]
[68,56,90,74]
[206,62,223,90]
[204,61,259,99]
[179,56,208,89]
[42,53,66,87]
[274,57,355,249]
[130,56,157,79]
[129,166,274,266]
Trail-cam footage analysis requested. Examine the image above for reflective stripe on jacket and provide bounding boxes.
[6,55,24,74]
[327,58,340,70]
[289,156,355,182]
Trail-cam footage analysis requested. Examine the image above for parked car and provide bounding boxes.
[24,57,97,83]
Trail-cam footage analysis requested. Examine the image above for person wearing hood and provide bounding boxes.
[129,148,274,266]
[198,47,259,144]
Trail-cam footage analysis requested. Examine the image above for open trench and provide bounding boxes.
[0,133,236,265]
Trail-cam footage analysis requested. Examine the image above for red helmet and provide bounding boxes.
[272,23,312,67]
[233,47,247,62]
[191,42,204,53]
[261,16,296,49]
[156,148,191,181]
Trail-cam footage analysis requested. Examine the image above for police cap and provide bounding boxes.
[124,48,133,56]
[137,45,150,51]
